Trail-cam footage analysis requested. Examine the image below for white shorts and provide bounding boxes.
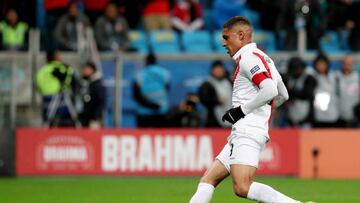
[216,130,268,171]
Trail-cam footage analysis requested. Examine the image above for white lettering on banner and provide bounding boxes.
[154,136,172,171]
[120,136,137,171]
[197,136,213,170]
[101,135,213,172]
[173,136,196,171]
[102,135,118,171]
[138,135,153,171]
[43,146,87,162]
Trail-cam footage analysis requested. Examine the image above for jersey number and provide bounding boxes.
[230,144,234,156]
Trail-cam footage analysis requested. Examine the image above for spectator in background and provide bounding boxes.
[115,0,143,29]
[286,57,317,127]
[336,55,359,127]
[167,93,201,127]
[346,1,360,52]
[275,0,328,51]
[54,2,90,51]
[44,0,69,50]
[95,3,130,51]
[198,60,232,128]
[0,8,28,51]
[80,62,106,129]
[305,0,328,50]
[212,0,246,29]
[133,53,170,127]
[312,53,339,128]
[259,0,283,32]
[171,0,204,32]
[327,0,350,30]
[142,0,172,32]
[36,50,78,127]
[275,0,297,50]
[83,0,109,25]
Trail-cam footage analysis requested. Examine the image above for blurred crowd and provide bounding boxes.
[284,53,360,128]
[0,0,359,52]
[131,53,360,129]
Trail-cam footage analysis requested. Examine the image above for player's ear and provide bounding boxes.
[238,31,245,41]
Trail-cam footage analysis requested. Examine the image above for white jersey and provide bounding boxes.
[231,43,283,138]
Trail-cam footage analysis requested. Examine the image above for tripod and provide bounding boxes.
[44,90,81,128]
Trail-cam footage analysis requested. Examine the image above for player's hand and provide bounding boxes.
[221,106,245,124]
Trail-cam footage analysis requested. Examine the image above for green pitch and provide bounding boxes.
[1,176,360,203]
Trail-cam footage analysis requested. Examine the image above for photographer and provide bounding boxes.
[167,93,201,128]
[36,50,78,127]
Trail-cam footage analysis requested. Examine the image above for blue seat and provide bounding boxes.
[149,30,181,54]
[242,9,260,29]
[182,31,213,54]
[213,30,226,53]
[253,30,276,53]
[128,30,148,54]
[320,31,341,53]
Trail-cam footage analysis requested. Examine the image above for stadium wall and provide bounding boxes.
[299,130,360,179]
[15,128,360,178]
[16,128,298,176]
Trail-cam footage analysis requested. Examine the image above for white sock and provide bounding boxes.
[247,182,300,203]
[189,182,215,203]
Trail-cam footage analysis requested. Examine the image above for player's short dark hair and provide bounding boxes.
[223,16,252,29]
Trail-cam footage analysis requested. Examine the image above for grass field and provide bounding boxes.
[1,176,360,203]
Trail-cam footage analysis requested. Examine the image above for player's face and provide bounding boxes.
[222,27,244,57]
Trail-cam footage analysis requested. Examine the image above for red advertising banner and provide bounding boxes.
[16,128,298,176]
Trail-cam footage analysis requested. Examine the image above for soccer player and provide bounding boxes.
[189,16,304,203]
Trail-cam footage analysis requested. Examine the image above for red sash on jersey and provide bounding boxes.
[253,52,272,77]
[251,52,272,87]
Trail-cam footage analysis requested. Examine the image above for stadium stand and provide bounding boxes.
[212,30,226,53]
[242,9,260,29]
[320,31,342,53]
[149,30,181,54]
[128,30,149,54]
[253,30,276,53]
[181,31,213,54]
